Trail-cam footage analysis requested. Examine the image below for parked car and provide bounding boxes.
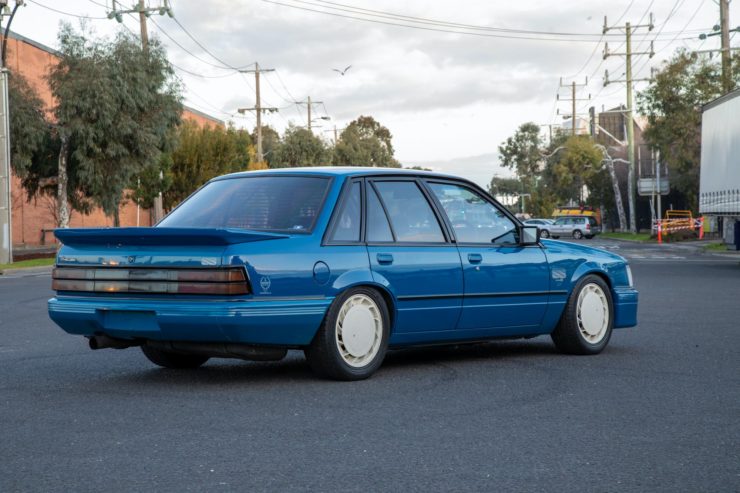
[523,218,554,236]
[546,215,601,239]
[49,168,637,380]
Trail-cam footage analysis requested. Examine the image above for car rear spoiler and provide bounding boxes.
[54,227,289,247]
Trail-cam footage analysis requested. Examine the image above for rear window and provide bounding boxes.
[158,176,330,232]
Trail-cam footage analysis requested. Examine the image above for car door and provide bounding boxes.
[426,181,550,333]
[551,217,568,236]
[366,179,463,335]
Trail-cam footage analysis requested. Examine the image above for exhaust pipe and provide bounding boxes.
[88,334,140,350]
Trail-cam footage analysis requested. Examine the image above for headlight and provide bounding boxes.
[626,265,634,288]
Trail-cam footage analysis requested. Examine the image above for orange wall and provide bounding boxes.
[6,34,221,247]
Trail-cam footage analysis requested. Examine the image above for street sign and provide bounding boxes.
[638,177,669,196]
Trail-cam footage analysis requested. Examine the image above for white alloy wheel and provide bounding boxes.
[576,283,610,344]
[335,294,383,368]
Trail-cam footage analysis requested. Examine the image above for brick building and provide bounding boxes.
[6,31,222,249]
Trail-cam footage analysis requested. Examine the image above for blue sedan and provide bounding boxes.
[49,168,638,380]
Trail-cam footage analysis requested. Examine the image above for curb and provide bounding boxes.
[0,265,54,276]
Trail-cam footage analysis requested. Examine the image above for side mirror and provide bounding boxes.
[519,225,540,245]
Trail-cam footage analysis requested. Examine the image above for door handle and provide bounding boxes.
[376,253,394,265]
[467,253,483,264]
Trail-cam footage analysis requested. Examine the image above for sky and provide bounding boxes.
[12,0,738,188]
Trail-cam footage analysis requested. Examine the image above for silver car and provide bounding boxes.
[543,216,601,239]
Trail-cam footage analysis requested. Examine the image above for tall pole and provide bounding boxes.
[255,63,263,161]
[307,95,312,132]
[720,0,733,93]
[239,64,277,164]
[625,22,637,233]
[0,1,21,264]
[571,81,577,135]
[603,14,654,234]
[558,77,588,135]
[138,0,149,52]
[0,68,10,263]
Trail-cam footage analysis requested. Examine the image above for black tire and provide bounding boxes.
[551,274,614,355]
[540,229,550,238]
[141,345,209,369]
[305,286,390,381]
[572,229,583,239]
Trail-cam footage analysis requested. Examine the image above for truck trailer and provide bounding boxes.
[699,89,740,249]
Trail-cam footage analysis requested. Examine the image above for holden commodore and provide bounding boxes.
[49,168,638,380]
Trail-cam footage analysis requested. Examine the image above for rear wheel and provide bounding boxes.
[551,275,613,355]
[540,229,550,238]
[141,345,209,369]
[572,229,583,239]
[305,287,389,380]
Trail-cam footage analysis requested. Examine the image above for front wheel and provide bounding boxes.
[141,345,209,369]
[551,275,613,355]
[305,287,389,380]
[572,230,583,239]
[540,229,550,238]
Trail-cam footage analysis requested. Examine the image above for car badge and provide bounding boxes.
[259,276,271,293]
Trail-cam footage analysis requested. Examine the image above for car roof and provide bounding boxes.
[213,166,467,183]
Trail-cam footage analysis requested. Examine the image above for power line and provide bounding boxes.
[170,16,254,71]
[261,0,610,43]
[149,17,241,71]
[28,0,107,19]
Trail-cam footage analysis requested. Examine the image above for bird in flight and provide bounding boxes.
[332,65,352,76]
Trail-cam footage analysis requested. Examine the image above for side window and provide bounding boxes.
[366,184,394,242]
[429,182,517,244]
[373,181,445,243]
[554,218,566,225]
[329,182,361,242]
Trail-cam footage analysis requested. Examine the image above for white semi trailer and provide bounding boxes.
[699,89,740,249]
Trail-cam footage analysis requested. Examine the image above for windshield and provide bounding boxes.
[158,175,330,233]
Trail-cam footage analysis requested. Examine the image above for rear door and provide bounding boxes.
[426,181,550,333]
[365,179,463,334]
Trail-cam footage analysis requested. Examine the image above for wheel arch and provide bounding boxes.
[333,281,398,333]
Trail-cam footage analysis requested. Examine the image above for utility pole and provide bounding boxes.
[698,1,739,93]
[556,77,589,135]
[603,14,655,233]
[0,0,23,264]
[720,0,732,93]
[108,1,172,224]
[297,96,327,132]
[239,63,277,163]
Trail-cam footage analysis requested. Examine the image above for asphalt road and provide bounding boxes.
[1,240,739,492]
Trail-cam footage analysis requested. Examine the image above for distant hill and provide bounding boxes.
[403,153,514,190]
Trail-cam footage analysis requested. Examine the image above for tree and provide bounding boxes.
[637,50,740,212]
[333,115,400,167]
[271,125,329,167]
[497,122,544,184]
[47,24,182,226]
[8,71,48,177]
[547,135,603,202]
[164,121,253,209]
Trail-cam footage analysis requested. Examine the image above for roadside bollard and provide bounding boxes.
[657,221,662,244]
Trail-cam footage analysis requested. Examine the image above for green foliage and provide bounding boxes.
[48,24,182,222]
[548,135,603,201]
[497,122,544,182]
[271,125,329,167]
[165,121,252,209]
[405,166,432,171]
[637,50,740,212]
[8,71,48,177]
[333,115,400,167]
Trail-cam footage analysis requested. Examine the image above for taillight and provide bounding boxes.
[585,222,590,230]
[52,267,250,295]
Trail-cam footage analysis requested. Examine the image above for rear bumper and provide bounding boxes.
[48,296,333,346]
[613,287,638,328]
